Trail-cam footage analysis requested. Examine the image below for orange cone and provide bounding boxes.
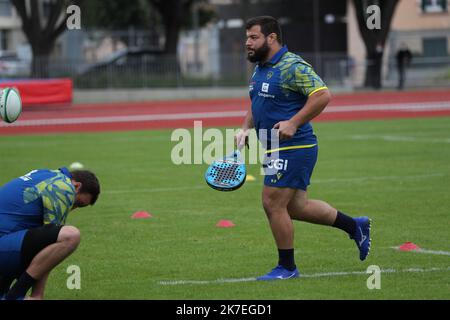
[398,242,420,251]
[216,219,235,228]
[131,211,152,219]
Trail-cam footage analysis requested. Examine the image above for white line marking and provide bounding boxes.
[352,135,450,144]
[391,247,450,256]
[103,173,444,195]
[324,101,450,113]
[0,111,246,127]
[2,101,450,128]
[158,266,450,285]
[103,185,205,195]
[312,173,444,184]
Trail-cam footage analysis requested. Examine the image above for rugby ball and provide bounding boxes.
[0,87,22,123]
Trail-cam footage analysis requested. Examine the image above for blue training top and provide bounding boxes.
[0,168,75,236]
[249,46,328,152]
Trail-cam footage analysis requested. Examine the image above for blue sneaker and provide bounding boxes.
[351,216,372,261]
[256,265,300,281]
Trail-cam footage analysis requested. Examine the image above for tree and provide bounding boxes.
[83,0,154,31]
[147,0,194,55]
[85,0,215,54]
[82,0,157,48]
[11,0,84,77]
[352,0,400,89]
[147,0,215,55]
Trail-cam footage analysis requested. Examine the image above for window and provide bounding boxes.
[421,0,448,13]
[423,37,448,57]
[0,0,12,17]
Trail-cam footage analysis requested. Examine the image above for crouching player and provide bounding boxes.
[0,168,100,300]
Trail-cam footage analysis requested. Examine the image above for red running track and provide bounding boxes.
[1,89,449,135]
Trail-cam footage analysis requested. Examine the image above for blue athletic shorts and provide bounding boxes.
[263,145,318,190]
[0,230,27,278]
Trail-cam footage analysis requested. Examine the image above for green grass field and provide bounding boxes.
[0,117,449,299]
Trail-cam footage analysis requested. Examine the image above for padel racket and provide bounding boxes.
[205,150,246,191]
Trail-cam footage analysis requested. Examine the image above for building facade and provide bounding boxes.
[348,0,450,87]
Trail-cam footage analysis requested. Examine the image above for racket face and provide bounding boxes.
[205,153,246,191]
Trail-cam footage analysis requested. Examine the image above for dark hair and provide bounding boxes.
[245,16,282,44]
[71,170,100,205]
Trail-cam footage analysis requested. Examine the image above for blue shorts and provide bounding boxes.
[263,145,318,190]
[0,230,27,278]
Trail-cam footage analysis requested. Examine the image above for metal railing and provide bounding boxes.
[1,52,449,90]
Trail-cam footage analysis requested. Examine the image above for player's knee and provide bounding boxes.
[262,196,274,213]
[262,197,283,216]
[59,226,81,250]
[287,200,307,216]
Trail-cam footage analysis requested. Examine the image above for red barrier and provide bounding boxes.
[0,78,72,106]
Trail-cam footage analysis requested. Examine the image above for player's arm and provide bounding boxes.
[274,89,331,140]
[236,65,257,149]
[236,104,254,149]
[242,103,255,130]
[274,63,331,140]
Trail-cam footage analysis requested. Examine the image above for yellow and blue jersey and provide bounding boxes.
[0,168,75,236]
[249,46,328,152]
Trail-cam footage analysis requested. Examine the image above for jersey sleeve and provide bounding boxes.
[290,62,328,97]
[40,178,75,225]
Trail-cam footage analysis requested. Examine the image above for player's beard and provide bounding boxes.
[72,198,88,210]
[247,39,270,63]
[71,200,81,210]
